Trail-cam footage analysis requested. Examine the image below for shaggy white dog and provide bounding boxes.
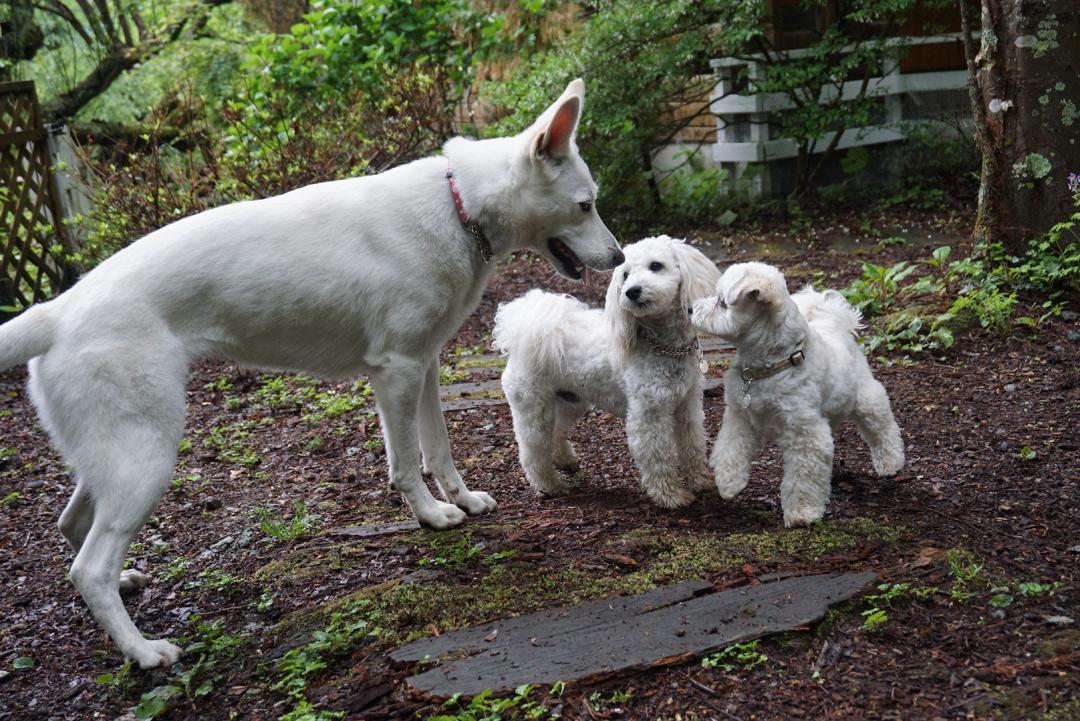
[691,262,905,527]
[493,236,721,508]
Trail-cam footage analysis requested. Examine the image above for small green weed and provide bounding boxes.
[272,600,384,717]
[161,557,190,583]
[189,569,242,593]
[860,582,937,632]
[841,261,919,316]
[204,421,262,467]
[1,491,22,506]
[701,640,768,671]
[95,660,136,699]
[419,533,484,568]
[253,501,321,542]
[134,620,247,720]
[203,376,234,392]
[431,685,558,721]
[440,365,468,385]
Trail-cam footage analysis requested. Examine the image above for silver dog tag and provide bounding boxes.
[741,391,751,409]
[699,358,709,375]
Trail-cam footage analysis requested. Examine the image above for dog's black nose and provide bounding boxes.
[611,248,625,266]
[625,286,642,301]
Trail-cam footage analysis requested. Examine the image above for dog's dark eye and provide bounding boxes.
[622,271,629,281]
[649,262,664,272]
[719,299,727,309]
[579,201,592,213]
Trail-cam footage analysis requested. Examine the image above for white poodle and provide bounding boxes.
[691,262,905,527]
[493,236,721,508]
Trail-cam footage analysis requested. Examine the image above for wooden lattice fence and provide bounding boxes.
[0,81,79,315]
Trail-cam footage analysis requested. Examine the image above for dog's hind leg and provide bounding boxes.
[626,399,694,508]
[505,387,570,497]
[70,446,181,668]
[58,483,148,593]
[371,360,467,529]
[709,404,759,500]
[676,392,712,493]
[58,482,94,553]
[778,418,834,528]
[418,358,496,516]
[552,399,586,473]
[852,379,905,476]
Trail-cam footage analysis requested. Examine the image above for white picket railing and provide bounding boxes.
[706,33,970,165]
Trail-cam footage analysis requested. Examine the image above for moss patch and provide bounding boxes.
[275,516,904,649]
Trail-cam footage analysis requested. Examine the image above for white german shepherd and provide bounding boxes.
[0,79,622,668]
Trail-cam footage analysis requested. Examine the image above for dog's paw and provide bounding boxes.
[648,486,696,509]
[132,639,183,670]
[871,447,905,477]
[536,483,572,499]
[118,569,149,594]
[783,506,825,528]
[416,502,468,530]
[554,458,581,474]
[687,468,715,493]
[714,473,749,501]
[455,490,497,515]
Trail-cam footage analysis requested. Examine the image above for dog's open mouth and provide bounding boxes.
[547,237,584,280]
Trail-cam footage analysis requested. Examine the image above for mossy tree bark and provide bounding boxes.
[961,0,1080,254]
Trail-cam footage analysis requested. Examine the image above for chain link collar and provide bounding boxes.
[446,163,493,263]
[641,331,709,374]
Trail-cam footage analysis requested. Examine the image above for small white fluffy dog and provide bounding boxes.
[691,262,905,527]
[0,79,624,668]
[493,236,721,508]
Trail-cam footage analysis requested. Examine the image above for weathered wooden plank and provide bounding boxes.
[391,579,714,664]
[398,571,876,697]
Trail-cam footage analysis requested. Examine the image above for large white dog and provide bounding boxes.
[691,262,905,527]
[0,80,623,668]
[493,236,720,508]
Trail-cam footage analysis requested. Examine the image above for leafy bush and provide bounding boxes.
[70,0,536,264]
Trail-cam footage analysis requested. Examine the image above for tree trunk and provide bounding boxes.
[963,0,1080,254]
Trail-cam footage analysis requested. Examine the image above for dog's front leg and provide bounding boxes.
[778,418,834,528]
[626,400,695,509]
[709,403,759,500]
[370,360,468,530]
[676,390,712,493]
[418,358,497,515]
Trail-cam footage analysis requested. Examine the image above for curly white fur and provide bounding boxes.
[494,236,721,508]
[692,262,905,527]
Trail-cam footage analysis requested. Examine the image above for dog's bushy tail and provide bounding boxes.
[792,287,864,338]
[0,303,56,371]
[493,289,590,374]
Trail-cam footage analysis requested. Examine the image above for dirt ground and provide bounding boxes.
[1,205,1077,721]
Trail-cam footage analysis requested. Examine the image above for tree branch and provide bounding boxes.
[33,0,94,46]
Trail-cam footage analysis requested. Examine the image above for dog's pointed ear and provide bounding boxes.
[604,262,635,366]
[672,240,722,312]
[528,78,584,162]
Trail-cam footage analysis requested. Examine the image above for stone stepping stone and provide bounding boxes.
[392,570,877,698]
